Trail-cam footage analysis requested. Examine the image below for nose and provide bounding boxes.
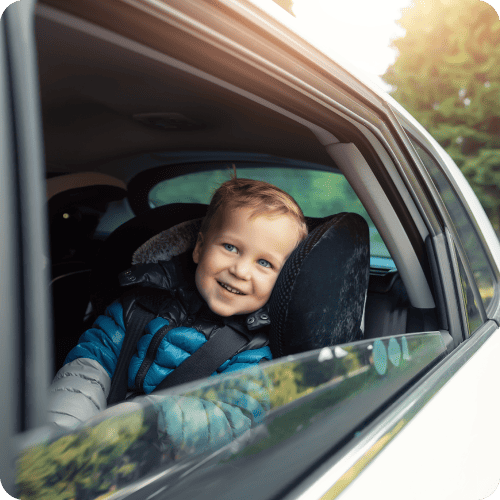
[230,257,252,281]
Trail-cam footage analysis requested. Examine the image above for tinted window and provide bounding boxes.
[149,167,392,263]
[410,139,495,311]
[17,333,446,500]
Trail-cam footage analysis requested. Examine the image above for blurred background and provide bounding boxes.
[268,0,500,240]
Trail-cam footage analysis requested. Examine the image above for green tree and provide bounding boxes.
[17,411,149,499]
[383,0,500,234]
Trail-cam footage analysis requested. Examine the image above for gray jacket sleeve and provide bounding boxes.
[47,358,111,429]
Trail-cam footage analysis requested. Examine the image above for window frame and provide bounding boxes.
[405,134,491,331]
[393,109,500,319]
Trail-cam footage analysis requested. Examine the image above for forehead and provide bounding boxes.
[208,206,301,253]
[209,205,292,234]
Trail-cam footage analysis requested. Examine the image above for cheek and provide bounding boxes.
[255,273,278,296]
[195,260,211,292]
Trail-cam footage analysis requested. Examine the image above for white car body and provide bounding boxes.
[2,1,500,499]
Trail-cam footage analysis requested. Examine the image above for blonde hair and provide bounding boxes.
[200,178,308,241]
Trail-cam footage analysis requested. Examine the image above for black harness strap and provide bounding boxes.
[154,325,248,392]
[107,301,155,405]
[107,292,249,404]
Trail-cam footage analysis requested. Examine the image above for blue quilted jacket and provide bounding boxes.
[48,255,272,458]
[65,256,272,393]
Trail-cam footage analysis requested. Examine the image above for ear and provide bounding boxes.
[192,232,204,264]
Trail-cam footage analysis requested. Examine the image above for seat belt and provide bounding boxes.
[153,324,247,392]
[107,293,249,404]
[107,300,155,405]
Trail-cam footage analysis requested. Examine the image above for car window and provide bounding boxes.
[149,167,393,266]
[409,138,495,312]
[16,333,446,500]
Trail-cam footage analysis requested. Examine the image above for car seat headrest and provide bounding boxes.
[268,212,370,357]
[132,219,202,264]
[46,172,126,201]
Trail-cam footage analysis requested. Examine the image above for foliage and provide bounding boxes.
[265,362,313,408]
[383,0,500,233]
[17,411,150,500]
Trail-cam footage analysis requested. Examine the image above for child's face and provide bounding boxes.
[193,206,301,317]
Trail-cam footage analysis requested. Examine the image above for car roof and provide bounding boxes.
[36,4,338,177]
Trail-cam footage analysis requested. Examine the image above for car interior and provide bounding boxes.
[36,3,441,378]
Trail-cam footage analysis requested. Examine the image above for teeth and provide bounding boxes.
[219,282,244,295]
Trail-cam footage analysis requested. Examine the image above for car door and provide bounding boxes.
[332,108,500,500]
[8,1,500,500]
[1,0,52,494]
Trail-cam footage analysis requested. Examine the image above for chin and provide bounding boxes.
[206,300,235,317]
[206,299,258,317]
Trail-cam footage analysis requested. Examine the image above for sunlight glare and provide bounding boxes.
[292,0,411,78]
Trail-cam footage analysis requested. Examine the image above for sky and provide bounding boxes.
[254,0,412,90]
[293,0,411,80]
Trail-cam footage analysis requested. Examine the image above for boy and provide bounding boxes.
[48,178,308,440]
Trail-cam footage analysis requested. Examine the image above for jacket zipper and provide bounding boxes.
[134,322,175,392]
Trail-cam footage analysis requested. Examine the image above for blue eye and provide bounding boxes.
[224,243,237,252]
[258,259,272,268]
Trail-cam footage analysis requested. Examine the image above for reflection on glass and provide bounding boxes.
[16,334,445,499]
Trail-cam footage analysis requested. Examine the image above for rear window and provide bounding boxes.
[149,167,393,266]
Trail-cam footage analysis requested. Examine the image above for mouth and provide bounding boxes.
[217,281,246,295]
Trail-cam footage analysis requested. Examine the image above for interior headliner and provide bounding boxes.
[35,8,337,179]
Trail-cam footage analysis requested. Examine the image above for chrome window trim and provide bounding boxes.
[287,320,498,500]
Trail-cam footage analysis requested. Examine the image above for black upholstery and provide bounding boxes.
[364,270,438,338]
[51,263,92,371]
[49,183,127,372]
[268,212,370,357]
[89,203,208,317]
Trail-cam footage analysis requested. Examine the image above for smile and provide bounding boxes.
[218,281,246,295]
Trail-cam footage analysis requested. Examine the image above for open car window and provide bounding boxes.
[16,331,447,500]
[148,167,394,269]
[12,0,497,497]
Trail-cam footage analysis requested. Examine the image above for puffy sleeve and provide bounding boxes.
[47,301,127,429]
[144,369,271,459]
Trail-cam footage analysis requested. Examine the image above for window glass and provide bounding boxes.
[410,140,495,311]
[149,167,392,264]
[17,333,446,499]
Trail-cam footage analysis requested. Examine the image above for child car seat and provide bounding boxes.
[88,205,370,360]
